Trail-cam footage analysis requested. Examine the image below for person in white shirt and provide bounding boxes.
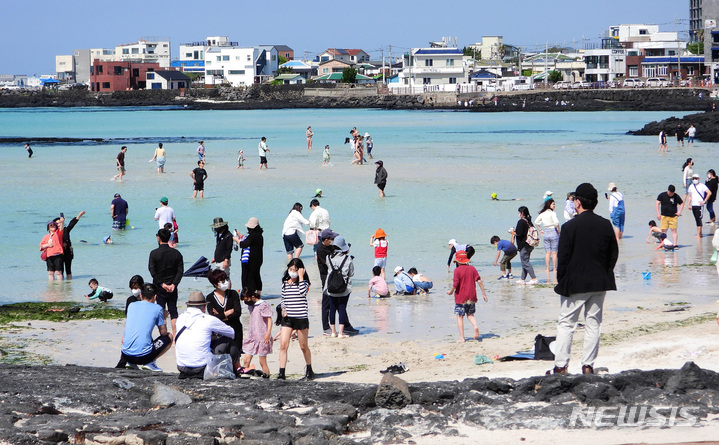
[687,173,712,238]
[308,199,330,256]
[154,197,175,229]
[535,198,561,282]
[258,137,270,170]
[282,202,310,261]
[174,291,239,379]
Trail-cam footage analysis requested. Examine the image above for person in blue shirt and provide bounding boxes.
[491,236,518,280]
[116,283,172,371]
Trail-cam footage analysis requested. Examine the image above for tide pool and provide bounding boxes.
[1,107,716,342]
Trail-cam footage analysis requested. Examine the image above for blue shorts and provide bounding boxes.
[542,229,559,252]
[610,211,625,232]
[415,281,433,291]
[156,157,165,168]
[113,219,126,230]
[454,303,476,317]
[283,232,303,253]
[374,257,387,269]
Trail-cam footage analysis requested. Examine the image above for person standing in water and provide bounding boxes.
[306,126,314,150]
[374,161,387,198]
[113,146,127,181]
[24,143,33,158]
[258,137,270,170]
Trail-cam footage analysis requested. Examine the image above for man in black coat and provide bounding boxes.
[149,228,184,336]
[551,183,618,375]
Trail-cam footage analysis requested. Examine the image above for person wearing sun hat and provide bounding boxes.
[239,217,265,296]
[174,291,240,379]
[446,250,488,343]
[211,217,234,279]
[370,228,389,279]
[550,182,618,376]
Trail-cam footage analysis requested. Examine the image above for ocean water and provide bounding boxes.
[1,107,717,341]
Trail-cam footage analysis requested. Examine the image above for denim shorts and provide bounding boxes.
[283,232,303,253]
[454,303,476,317]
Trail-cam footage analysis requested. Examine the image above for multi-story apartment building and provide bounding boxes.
[395,47,465,91]
[115,38,171,68]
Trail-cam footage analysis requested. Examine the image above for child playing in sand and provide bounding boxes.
[237,150,245,169]
[322,145,331,166]
[370,228,388,279]
[647,220,663,243]
[490,235,517,279]
[239,288,273,379]
[446,250,488,342]
[655,233,677,251]
[368,266,390,298]
[85,278,114,302]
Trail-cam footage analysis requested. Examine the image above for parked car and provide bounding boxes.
[553,81,571,90]
[623,78,644,88]
[646,78,670,88]
[571,81,590,89]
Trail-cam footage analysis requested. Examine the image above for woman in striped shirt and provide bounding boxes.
[278,258,314,380]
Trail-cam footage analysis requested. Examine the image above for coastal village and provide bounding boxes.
[0,0,717,95]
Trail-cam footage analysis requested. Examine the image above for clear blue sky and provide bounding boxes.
[2,0,689,76]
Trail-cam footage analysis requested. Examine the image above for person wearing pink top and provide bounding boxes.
[40,217,65,281]
[367,266,390,298]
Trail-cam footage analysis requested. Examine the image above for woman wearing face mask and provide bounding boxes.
[509,206,539,285]
[125,275,145,315]
[687,173,712,238]
[206,269,243,352]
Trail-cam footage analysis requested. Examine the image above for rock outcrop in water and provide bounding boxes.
[1,362,719,444]
[628,108,719,142]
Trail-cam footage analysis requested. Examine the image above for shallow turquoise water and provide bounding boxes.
[1,107,717,340]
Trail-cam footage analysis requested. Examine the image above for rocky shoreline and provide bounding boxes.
[0,84,713,113]
[1,361,718,444]
[628,108,719,142]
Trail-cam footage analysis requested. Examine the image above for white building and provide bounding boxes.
[177,36,237,73]
[146,70,191,90]
[468,36,503,62]
[204,45,279,86]
[55,55,74,81]
[116,37,171,68]
[395,47,466,92]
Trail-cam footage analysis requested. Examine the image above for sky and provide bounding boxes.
[2,0,689,76]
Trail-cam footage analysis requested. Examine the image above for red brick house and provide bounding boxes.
[90,61,163,91]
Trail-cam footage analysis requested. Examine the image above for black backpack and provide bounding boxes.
[326,255,349,294]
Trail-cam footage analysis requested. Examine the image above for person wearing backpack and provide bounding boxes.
[510,206,539,285]
[324,235,354,338]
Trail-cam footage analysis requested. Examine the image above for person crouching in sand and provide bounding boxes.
[447,250,488,342]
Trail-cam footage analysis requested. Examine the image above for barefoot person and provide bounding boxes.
[113,146,127,181]
[306,126,314,150]
[258,137,270,170]
[550,183,618,375]
[374,161,387,198]
[447,250,488,342]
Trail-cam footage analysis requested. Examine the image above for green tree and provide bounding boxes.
[278,55,288,65]
[687,42,704,55]
[548,70,563,82]
[462,46,480,59]
[341,67,357,83]
[277,66,294,74]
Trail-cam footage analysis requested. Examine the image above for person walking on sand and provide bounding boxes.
[550,183,618,375]
[686,123,697,146]
[687,173,712,238]
[150,143,166,173]
[258,137,270,169]
[190,160,208,199]
[113,146,127,181]
[706,169,718,223]
[237,150,245,169]
[510,206,539,285]
[682,158,694,193]
[534,199,561,282]
[658,130,668,152]
[676,124,685,147]
[306,126,314,150]
[374,161,387,198]
[447,250,488,343]
[656,184,684,247]
[322,145,331,166]
[24,143,33,158]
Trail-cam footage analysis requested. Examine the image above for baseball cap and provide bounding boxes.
[320,228,337,240]
[160,197,168,204]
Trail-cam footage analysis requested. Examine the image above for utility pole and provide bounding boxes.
[381,47,385,85]
[544,42,548,87]
[675,18,682,82]
[388,44,392,84]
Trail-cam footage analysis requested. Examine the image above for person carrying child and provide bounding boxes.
[85,278,113,301]
[368,265,390,298]
[446,250,488,342]
[370,228,388,279]
[490,235,517,279]
[239,288,273,379]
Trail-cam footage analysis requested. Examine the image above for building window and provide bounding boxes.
[217,56,221,62]
[323,68,329,74]
[90,66,94,75]
[132,69,139,77]
[687,66,695,75]
[639,29,648,35]
[629,66,638,77]
[446,59,454,66]
[185,53,192,58]
[424,59,433,67]
[122,49,129,55]
[98,65,103,73]
[207,60,211,65]
[228,70,245,74]
[247,55,251,61]
[423,77,431,84]
[102,82,110,89]
[658,66,668,76]
[132,48,139,54]
[223,55,229,61]
[449,77,457,84]
[236,56,240,60]
[114,66,123,75]
[147,73,155,79]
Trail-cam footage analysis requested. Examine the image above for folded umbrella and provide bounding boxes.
[184,256,210,277]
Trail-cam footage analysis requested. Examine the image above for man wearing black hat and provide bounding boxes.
[550,183,618,375]
[149,228,184,336]
[210,217,233,279]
